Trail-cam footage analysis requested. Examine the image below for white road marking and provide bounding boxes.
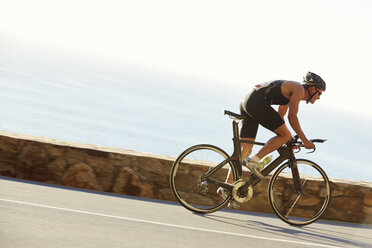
[1,198,340,248]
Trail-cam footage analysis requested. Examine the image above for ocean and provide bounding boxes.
[1,42,371,182]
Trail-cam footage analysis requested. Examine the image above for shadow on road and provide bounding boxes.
[200,213,372,248]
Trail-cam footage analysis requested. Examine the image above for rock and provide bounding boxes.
[364,192,372,206]
[158,188,175,201]
[85,149,108,158]
[29,169,57,183]
[113,167,153,198]
[0,136,19,160]
[363,205,372,215]
[331,189,345,197]
[18,143,49,169]
[89,160,115,191]
[63,163,102,191]
[65,148,86,165]
[345,189,363,198]
[330,197,362,211]
[0,163,17,177]
[0,136,18,146]
[242,193,271,213]
[47,158,67,173]
[47,145,65,159]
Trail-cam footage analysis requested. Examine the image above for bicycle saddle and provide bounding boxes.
[224,110,244,120]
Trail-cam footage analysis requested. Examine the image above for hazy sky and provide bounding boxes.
[1,0,371,117]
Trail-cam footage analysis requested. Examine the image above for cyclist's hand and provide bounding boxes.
[303,139,315,149]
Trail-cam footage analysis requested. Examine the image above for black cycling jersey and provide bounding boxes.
[255,80,289,105]
[240,80,289,139]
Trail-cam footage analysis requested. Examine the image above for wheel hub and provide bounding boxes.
[199,180,208,194]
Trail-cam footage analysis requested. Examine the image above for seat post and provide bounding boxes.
[232,120,242,167]
[232,120,240,141]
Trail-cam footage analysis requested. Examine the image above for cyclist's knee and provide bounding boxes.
[282,132,292,142]
[275,125,291,142]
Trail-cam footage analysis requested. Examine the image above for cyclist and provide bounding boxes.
[218,72,326,198]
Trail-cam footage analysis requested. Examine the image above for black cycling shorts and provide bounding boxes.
[240,89,285,139]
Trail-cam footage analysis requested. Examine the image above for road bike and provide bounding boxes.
[170,110,331,226]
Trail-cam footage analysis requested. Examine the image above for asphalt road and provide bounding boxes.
[1,177,371,248]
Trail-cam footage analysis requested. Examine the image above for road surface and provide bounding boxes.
[0,177,371,248]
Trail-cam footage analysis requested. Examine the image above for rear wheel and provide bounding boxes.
[170,144,237,213]
[268,159,331,226]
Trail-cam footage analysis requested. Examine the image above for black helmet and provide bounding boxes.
[303,72,326,91]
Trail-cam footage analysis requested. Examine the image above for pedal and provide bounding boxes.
[227,199,240,209]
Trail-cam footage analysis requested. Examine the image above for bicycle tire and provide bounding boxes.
[268,159,331,226]
[170,144,237,214]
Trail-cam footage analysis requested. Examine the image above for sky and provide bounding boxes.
[1,0,371,118]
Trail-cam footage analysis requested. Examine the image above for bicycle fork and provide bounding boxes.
[290,160,303,194]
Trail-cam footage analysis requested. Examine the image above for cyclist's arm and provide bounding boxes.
[278,105,288,118]
[287,86,314,149]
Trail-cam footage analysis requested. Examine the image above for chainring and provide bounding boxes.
[232,179,253,203]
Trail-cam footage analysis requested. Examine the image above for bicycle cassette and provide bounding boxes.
[232,179,253,203]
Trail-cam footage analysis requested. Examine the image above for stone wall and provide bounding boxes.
[0,131,371,224]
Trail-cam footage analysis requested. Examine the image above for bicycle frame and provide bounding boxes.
[170,110,329,225]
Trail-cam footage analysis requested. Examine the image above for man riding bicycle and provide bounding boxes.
[219,71,326,195]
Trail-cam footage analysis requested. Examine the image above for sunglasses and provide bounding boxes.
[316,88,323,96]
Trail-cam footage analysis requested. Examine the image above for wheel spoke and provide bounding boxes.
[170,144,237,213]
[268,159,331,226]
[286,192,302,217]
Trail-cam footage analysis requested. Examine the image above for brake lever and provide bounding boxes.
[292,142,302,153]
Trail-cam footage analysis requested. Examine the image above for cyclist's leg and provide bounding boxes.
[255,123,291,159]
[241,138,255,160]
[218,109,257,205]
[224,103,258,184]
[240,101,259,161]
[246,98,291,161]
[224,137,254,184]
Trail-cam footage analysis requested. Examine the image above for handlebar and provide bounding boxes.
[291,135,327,154]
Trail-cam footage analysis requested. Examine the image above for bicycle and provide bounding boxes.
[170,110,331,226]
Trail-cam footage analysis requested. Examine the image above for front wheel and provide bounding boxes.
[170,144,237,214]
[268,159,331,226]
